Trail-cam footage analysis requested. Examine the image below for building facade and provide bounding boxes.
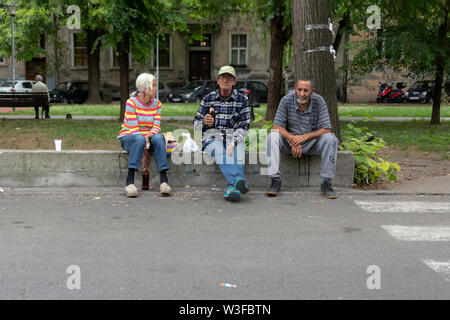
[0,15,415,103]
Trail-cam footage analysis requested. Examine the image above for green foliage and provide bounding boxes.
[343,0,449,79]
[339,121,400,185]
[0,0,58,63]
[184,0,250,21]
[245,114,273,151]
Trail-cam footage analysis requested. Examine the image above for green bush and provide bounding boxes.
[246,114,273,152]
[340,121,401,185]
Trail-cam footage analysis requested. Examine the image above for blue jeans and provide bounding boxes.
[120,134,169,172]
[204,139,246,188]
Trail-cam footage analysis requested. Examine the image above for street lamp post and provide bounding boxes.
[7,1,19,112]
[156,34,159,101]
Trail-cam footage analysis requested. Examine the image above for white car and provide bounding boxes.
[0,80,35,93]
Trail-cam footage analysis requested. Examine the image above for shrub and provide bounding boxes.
[339,121,401,185]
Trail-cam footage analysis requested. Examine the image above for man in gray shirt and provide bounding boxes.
[32,75,50,119]
[265,77,339,199]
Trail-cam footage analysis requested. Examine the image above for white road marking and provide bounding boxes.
[355,201,450,213]
[423,260,450,282]
[382,225,450,241]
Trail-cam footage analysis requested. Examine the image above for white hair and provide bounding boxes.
[131,73,155,97]
[35,75,43,82]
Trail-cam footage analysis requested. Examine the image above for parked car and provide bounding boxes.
[235,80,268,103]
[50,81,89,104]
[406,80,434,103]
[0,80,35,93]
[166,81,186,92]
[112,81,184,102]
[169,80,218,103]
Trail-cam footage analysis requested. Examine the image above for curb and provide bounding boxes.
[1,187,448,197]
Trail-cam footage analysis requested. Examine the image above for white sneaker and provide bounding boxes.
[160,182,172,196]
[125,184,138,197]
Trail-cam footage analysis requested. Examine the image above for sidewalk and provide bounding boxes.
[378,174,450,195]
[2,178,449,196]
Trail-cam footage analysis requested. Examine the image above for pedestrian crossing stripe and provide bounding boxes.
[355,201,450,213]
[382,225,450,241]
[423,260,450,282]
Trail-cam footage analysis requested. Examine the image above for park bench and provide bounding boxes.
[0,92,50,118]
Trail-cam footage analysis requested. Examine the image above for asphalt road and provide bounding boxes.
[0,187,449,300]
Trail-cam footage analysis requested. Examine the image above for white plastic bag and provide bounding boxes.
[182,133,200,153]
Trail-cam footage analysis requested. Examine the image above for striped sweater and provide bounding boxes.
[117,97,162,138]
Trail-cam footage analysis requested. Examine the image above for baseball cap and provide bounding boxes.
[218,65,236,78]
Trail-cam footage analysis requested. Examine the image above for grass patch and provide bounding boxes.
[0,119,191,150]
[347,120,450,157]
[1,103,449,118]
[0,103,269,118]
[339,104,450,118]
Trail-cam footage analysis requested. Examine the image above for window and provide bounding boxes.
[249,81,267,92]
[190,34,211,48]
[111,48,132,68]
[153,35,171,68]
[72,33,88,67]
[0,57,5,65]
[205,81,217,91]
[40,35,46,50]
[182,81,203,90]
[234,81,245,89]
[22,82,33,89]
[231,34,247,66]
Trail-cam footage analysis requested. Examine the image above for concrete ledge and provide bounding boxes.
[0,150,354,188]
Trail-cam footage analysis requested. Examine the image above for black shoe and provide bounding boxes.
[266,178,281,196]
[321,181,339,199]
[234,177,249,195]
[35,116,39,119]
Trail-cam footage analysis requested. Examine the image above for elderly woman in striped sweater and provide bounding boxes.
[117,73,171,197]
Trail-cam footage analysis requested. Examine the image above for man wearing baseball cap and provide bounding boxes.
[194,66,251,201]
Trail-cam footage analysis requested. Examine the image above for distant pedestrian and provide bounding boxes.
[32,75,50,119]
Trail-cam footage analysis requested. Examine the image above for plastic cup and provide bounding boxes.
[54,140,62,152]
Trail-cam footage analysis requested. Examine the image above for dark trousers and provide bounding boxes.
[34,106,49,118]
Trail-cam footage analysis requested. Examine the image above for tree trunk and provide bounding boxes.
[86,29,103,104]
[118,33,130,123]
[430,17,448,125]
[53,13,58,86]
[265,13,292,122]
[431,53,444,125]
[342,32,350,103]
[333,12,350,54]
[292,0,340,141]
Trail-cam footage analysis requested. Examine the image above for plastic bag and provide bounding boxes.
[182,132,200,153]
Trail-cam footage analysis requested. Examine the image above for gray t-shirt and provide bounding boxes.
[273,92,332,136]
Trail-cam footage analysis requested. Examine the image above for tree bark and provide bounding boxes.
[292,0,340,140]
[118,33,130,123]
[86,28,103,104]
[430,14,448,125]
[265,11,293,122]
